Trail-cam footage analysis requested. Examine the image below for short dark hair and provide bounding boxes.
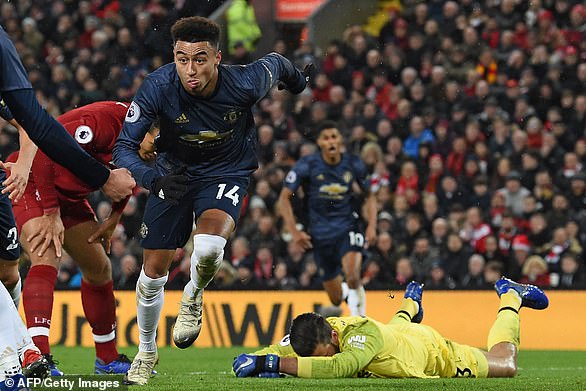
[171,16,220,48]
[289,313,332,357]
[316,120,340,137]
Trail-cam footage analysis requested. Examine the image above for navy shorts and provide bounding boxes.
[312,228,365,281]
[0,171,20,260]
[140,176,249,249]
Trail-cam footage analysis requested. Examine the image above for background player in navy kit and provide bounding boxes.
[278,121,377,317]
[113,16,309,385]
[0,98,38,307]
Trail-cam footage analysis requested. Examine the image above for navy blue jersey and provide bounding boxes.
[0,28,32,92]
[0,27,110,188]
[284,153,371,240]
[0,98,13,122]
[113,52,305,189]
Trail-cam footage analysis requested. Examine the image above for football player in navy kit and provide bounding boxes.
[113,16,309,384]
[278,121,377,317]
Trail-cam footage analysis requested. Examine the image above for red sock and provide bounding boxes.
[22,265,58,355]
[81,280,119,364]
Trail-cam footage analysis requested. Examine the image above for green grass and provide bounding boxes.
[49,346,586,390]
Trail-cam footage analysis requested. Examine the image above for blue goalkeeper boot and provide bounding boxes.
[42,355,63,377]
[95,354,132,374]
[404,281,424,323]
[494,277,549,310]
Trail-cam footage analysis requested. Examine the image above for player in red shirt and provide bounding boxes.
[6,101,154,375]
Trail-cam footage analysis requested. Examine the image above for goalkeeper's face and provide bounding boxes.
[174,40,221,97]
[310,331,340,357]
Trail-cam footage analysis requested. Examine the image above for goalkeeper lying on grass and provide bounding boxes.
[233,277,548,379]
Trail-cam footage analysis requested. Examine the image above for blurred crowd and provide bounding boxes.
[1,0,585,291]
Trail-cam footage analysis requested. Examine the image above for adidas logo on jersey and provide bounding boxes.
[175,113,189,124]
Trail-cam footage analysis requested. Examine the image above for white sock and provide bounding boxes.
[191,235,226,291]
[347,286,367,316]
[341,282,350,301]
[0,285,25,379]
[136,269,168,352]
[183,280,196,297]
[8,278,21,309]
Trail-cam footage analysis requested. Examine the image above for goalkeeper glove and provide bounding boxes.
[233,354,280,377]
[150,166,188,205]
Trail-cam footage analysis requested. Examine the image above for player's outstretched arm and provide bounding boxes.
[364,191,378,246]
[3,89,112,189]
[277,187,312,251]
[0,120,37,201]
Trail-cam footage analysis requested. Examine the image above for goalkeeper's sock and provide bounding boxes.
[487,291,521,350]
[81,280,119,364]
[136,269,167,352]
[391,298,419,324]
[22,265,57,354]
[347,286,366,316]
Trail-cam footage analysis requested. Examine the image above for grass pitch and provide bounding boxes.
[50,346,586,390]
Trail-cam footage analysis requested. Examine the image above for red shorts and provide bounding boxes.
[12,187,96,233]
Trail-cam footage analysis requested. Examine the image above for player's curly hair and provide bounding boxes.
[289,312,333,356]
[171,16,220,49]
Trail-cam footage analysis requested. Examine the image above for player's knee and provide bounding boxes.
[137,269,168,302]
[0,266,20,289]
[345,275,360,289]
[81,258,112,285]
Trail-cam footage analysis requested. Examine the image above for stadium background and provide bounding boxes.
[1,0,585,351]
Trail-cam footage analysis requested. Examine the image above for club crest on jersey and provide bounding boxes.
[139,222,148,238]
[125,101,141,123]
[344,171,353,183]
[74,125,93,144]
[223,108,242,124]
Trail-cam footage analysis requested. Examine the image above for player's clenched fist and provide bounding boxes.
[150,166,189,205]
[233,354,280,377]
[102,168,135,202]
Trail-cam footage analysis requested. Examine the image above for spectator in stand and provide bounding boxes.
[497,171,531,216]
[520,255,550,288]
[117,254,140,290]
[393,257,415,286]
[483,260,504,287]
[461,254,486,289]
[556,253,585,288]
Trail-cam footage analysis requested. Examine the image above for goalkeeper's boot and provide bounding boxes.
[42,355,63,376]
[173,289,203,349]
[494,277,549,310]
[95,354,132,374]
[124,351,158,386]
[21,350,49,379]
[404,281,424,323]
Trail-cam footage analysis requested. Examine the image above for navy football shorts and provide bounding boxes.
[140,176,249,249]
[0,170,20,260]
[312,229,365,281]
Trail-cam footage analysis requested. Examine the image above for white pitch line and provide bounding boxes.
[186,371,230,375]
[519,367,586,371]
